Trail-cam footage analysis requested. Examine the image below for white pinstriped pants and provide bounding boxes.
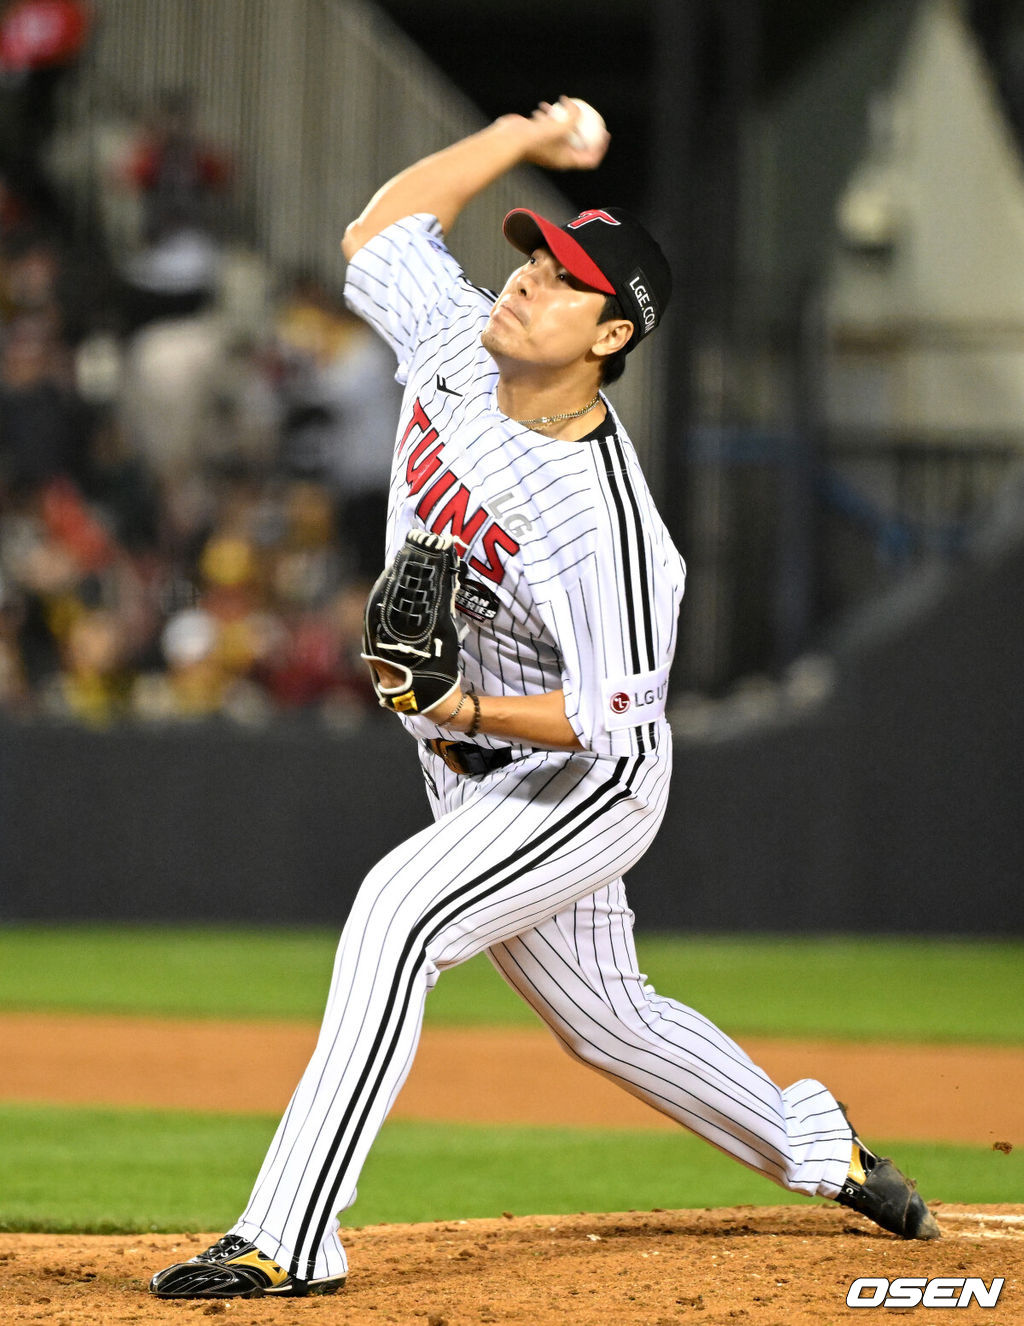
[232,738,852,1282]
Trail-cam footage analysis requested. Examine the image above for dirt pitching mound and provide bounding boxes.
[2,1204,1021,1326]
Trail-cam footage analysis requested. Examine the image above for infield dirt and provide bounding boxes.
[2,1206,1022,1325]
[3,1011,1022,1143]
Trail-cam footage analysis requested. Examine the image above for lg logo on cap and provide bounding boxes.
[627,269,657,333]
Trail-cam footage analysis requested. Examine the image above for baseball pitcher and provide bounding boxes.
[151,97,938,1301]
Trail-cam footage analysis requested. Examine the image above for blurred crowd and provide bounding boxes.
[0,19,402,728]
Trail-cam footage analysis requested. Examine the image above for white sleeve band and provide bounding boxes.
[600,664,671,731]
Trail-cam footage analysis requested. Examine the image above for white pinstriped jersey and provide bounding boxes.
[344,213,686,758]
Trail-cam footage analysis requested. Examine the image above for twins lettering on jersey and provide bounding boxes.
[398,398,522,585]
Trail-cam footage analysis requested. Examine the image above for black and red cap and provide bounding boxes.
[502,205,671,352]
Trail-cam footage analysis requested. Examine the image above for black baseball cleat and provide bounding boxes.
[149,1233,346,1299]
[836,1132,941,1240]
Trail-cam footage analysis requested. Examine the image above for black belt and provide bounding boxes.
[424,738,515,777]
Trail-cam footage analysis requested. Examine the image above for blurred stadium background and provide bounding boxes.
[0,0,1021,933]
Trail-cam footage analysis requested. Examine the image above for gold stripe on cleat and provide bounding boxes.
[226,1249,290,1288]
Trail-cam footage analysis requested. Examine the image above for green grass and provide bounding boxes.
[0,925,1021,1043]
[0,926,341,1023]
[1,1102,1019,1234]
[636,934,1024,1044]
[1,926,1019,1236]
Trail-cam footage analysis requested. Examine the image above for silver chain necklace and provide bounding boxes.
[514,393,601,429]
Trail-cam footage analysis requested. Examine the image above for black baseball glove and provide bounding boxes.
[362,528,462,715]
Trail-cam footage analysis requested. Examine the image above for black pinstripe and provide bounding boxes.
[593,431,661,754]
[291,754,641,1276]
[492,934,793,1180]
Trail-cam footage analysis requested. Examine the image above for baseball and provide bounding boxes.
[550,97,606,152]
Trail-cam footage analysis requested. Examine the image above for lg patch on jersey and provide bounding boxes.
[456,577,500,622]
[602,664,670,730]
